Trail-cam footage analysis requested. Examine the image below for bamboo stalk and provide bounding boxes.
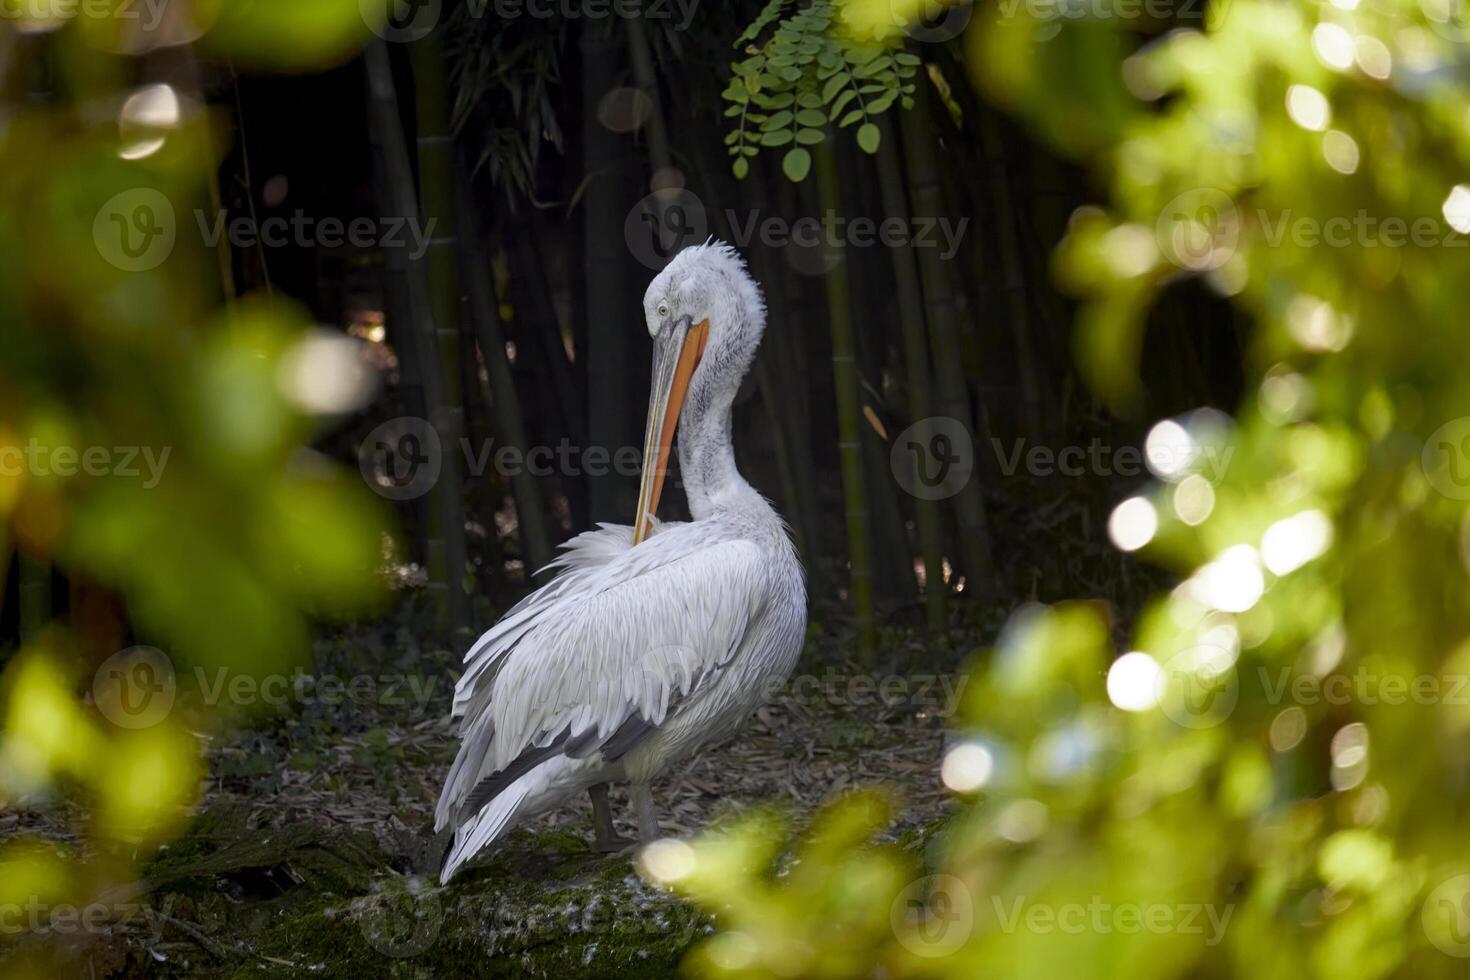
[624,7,672,174]
[409,35,472,633]
[18,553,50,644]
[456,166,555,576]
[773,171,827,571]
[815,139,876,663]
[581,25,642,525]
[877,115,946,634]
[979,109,1045,440]
[365,40,468,634]
[900,90,995,597]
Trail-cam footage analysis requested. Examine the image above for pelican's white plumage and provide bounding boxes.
[436,242,806,882]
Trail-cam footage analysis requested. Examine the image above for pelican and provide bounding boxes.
[436,241,807,882]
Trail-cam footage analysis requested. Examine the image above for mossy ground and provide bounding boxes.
[5,598,989,977]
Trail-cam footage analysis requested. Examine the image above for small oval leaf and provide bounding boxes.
[782,147,812,182]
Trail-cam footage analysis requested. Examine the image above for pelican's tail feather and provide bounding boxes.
[439,756,574,883]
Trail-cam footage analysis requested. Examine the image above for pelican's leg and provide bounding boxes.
[589,784,633,852]
[632,783,659,843]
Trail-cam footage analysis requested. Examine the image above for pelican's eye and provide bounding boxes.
[657,301,671,320]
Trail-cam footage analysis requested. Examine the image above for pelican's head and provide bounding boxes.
[633,241,766,543]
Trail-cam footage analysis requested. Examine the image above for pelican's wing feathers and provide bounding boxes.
[435,520,766,833]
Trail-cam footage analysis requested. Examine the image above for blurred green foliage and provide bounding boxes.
[661,0,1470,977]
[0,2,384,972]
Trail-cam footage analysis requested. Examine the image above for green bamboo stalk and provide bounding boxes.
[877,115,946,635]
[456,166,555,576]
[581,25,641,525]
[900,91,995,597]
[410,35,471,633]
[624,7,672,175]
[979,109,1045,440]
[814,139,876,663]
[365,39,468,634]
[771,170,827,571]
[18,553,50,644]
[841,140,918,605]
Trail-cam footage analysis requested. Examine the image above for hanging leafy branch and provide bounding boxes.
[723,0,919,182]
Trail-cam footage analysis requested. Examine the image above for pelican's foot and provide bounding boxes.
[588,783,633,853]
[633,783,659,844]
[592,831,637,853]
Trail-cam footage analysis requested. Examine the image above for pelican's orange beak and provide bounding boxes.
[633,316,710,545]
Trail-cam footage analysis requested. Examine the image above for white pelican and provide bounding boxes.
[436,241,807,882]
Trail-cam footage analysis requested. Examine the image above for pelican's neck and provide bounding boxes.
[677,376,755,520]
